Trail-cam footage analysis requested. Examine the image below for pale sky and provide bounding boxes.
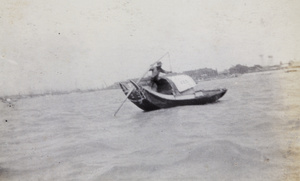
[0,0,299,96]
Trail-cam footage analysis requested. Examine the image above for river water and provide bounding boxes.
[1,70,299,181]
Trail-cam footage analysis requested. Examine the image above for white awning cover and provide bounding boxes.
[167,75,196,92]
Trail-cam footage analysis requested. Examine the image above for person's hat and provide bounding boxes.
[157,61,162,65]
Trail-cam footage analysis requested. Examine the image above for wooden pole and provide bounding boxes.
[114,53,169,116]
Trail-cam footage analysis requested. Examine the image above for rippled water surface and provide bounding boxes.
[1,70,300,181]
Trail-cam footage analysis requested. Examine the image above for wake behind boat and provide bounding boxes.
[119,74,227,111]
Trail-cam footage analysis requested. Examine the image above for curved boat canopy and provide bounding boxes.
[165,75,196,92]
[155,74,197,95]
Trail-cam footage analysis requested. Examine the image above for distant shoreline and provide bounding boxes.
[106,65,294,89]
[1,65,299,102]
[0,88,108,104]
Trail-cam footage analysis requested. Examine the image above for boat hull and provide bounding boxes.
[143,88,227,109]
[119,82,227,111]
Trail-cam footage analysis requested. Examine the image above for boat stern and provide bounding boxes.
[119,82,160,111]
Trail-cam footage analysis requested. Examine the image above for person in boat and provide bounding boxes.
[149,61,172,87]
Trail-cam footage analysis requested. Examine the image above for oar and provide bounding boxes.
[114,53,169,116]
[113,61,158,116]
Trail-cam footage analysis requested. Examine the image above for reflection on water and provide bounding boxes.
[0,70,299,180]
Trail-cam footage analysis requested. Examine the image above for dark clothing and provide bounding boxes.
[149,66,168,83]
[149,65,171,89]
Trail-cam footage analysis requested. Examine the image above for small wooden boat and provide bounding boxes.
[119,74,227,111]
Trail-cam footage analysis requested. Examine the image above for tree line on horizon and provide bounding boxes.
[107,63,276,89]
